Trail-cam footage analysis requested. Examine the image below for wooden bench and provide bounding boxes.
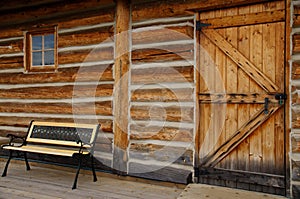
[1,121,100,189]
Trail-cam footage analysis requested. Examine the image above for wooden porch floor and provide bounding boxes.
[0,158,288,199]
[0,159,184,199]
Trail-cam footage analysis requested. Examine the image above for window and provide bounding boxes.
[25,26,57,72]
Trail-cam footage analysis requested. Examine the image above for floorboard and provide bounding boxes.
[0,159,183,199]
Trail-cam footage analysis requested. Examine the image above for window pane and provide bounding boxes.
[32,36,42,50]
[32,52,42,66]
[44,50,54,65]
[44,34,54,49]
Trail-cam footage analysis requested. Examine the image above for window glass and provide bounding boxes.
[44,34,54,49]
[32,52,43,66]
[44,50,54,65]
[32,35,42,50]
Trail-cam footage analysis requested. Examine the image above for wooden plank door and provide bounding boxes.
[197,1,286,195]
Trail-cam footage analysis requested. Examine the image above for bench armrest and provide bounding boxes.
[2,134,26,148]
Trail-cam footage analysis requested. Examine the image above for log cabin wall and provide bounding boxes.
[0,1,116,169]
[291,1,300,198]
[129,7,196,183]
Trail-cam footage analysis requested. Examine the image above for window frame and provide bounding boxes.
[25,26,58,72]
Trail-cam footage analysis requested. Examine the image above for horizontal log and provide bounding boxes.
[131,105,194,122]
[132,0,271,22]
[0,116,112,132]
[0,84,113,99]
[58,26,114,48]
[132,26,194,45]
[292,62,300,80]
[0,65,113,84]
[58,8,115,29]
[0,39,23,54]
[131,66,194,84]
[201,9,285,29]
[0,101,112,115]
[129,162,192,184]
[130,124,193,142]
[199,93,278,104]
[0,0,115,29]
[0,0,63,12]
[293,34,300,54]
[0,56,23,69]
[292,136,300,153]
[0,29,23,39]
[59,47,114,64]
[132,43,194,63]
[131,88,194,102]
[130,143,193,166]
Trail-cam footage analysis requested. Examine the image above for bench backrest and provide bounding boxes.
[26,121,100,149]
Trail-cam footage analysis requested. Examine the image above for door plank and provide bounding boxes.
[201,29,278,93]
[199,93,277,104]
[200,105,281,168]
[201,9,285,29]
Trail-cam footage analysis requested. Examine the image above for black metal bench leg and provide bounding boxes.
[24,152,30,171]
[72,155,82,190]
[2,150,13,177]
[91,156,97,182]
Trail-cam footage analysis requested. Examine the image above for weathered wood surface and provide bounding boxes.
[197,1,286,194]
[0,84,113,99]
[113,0,130,173]
[0,65,113,84]
[132,44,194,63]
[201,28,278,93]
[179,184,286,199]
[131,105,194,123]
[199,93,278,104]
[0,101,112,115]
[131,66,194,84]
[0,160,183,199]
[130,124,193,142]
[201,9,285,29]
[132,0,272,22]
[131,88,194,102]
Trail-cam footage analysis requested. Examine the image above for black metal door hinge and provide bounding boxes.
[196,21,211,31]
[275,93,287,105]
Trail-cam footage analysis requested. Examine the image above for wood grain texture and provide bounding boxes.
[0,116,112,133]
[113,0,130,173]
[0,101,112,115]
[201,106,280,168]
[130,124,193,142]
[58,47,114,64]
[0,65,113,84]
[202,28,278,93]
[0,84,113,99]
[132,44,194,63]
[132,0,271,22]
[130,143,193,165]
[132,26,194,45]
[58,27,114,48]
[0,56,23,69]
[131,105,194,122]
[131,66,194,84]
[201,9,285,29]
[131,88,194,102]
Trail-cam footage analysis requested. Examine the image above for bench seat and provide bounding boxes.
[1,121,100,189]
[2,145,90,157]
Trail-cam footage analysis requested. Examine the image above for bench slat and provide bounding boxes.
[2,145,90,157]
